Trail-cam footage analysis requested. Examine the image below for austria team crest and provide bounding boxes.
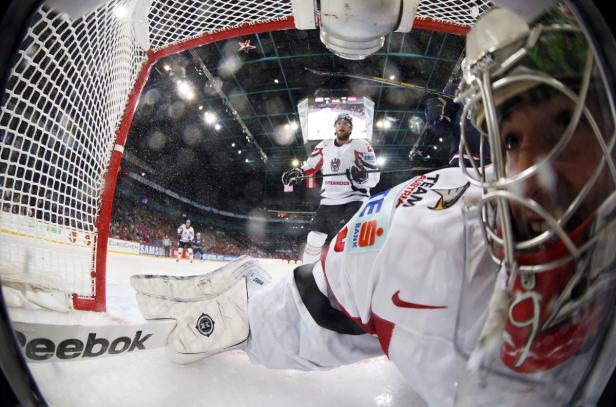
[196,313,215,337]
[330,158,341,172]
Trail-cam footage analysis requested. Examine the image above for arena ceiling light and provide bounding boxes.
[284,121,299,132]
[189,49,268,162]
[377,119,392,129]
[113,4,129,20]
[203,111,217,125]
[176,80,195,100]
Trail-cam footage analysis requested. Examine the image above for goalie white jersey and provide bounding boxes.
[301,138,379,205]
[177,224,194,243]
[245,167,578,406]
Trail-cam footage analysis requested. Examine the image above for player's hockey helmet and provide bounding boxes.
[454,2,616,403]
[334,112,353,128]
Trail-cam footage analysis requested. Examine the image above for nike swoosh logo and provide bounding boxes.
[392,291,448,309]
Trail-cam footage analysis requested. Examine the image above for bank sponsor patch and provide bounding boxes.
[350,219,384,249]
[345,182,407,253]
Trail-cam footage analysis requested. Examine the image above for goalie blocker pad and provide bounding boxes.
[130,256,270,364]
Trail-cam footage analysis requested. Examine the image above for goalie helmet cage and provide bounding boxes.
[0,0,491,312]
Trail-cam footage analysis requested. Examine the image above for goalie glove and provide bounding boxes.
[346,164,368,185]
[281,167,304,186]
[130,256,271,364]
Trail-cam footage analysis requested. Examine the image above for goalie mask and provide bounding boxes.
[454,2,616,403]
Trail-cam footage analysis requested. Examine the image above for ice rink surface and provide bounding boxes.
[14,253,426,406]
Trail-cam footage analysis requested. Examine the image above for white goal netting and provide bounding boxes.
[0,0,491,310]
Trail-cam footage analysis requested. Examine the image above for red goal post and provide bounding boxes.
[0,0,491,311]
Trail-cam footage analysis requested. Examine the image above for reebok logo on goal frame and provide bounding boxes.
[14,329,152,361]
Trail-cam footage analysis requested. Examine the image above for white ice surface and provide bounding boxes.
[14,253,427,406]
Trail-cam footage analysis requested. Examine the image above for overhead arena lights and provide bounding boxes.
[176,80,195,100]
[203,111,217,125]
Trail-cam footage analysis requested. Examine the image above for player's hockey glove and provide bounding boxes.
[282,167,304,186]
[346,163,368,184]
[425,96,448,127]
[425,84,457,129]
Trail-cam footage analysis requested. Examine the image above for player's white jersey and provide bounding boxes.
[318,167,496,406]
[301,138,379,205]
[177,224,194,243]
[246,166,570,406]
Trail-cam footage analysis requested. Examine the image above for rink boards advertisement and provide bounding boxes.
[0,212,94,248]
[107,238,140,255]
[0,212,95,295]
[109,237,292,264]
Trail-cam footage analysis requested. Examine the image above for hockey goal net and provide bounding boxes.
[0,0,492,311]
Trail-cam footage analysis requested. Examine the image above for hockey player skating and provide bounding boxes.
[131,3,616,406]
[282,113,380,264]
[176,219,195,263]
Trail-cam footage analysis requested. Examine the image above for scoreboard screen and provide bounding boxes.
[297,96,374,143]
